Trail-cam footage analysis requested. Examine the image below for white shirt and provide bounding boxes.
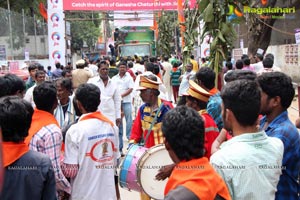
[178,71,195,96]
[133,63,145,74]
[88,77,121,123]
[252,61,264,73]
[162,61,173,101]
[210,131,283,200]
[257,67,282,76]
[223,69,233,85]
[88,64,98,77]
[24,84,36,108]
[64,113,119,200]
[111,72,134,103]
[161,61,172,86]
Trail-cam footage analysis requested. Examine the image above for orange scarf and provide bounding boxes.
[79,111,114,126]
[3,142,29,167]
[25,109,59,145]
[165,157,231,200]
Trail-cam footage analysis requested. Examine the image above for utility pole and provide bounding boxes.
[173,12,178,56]
[7,0,14,60]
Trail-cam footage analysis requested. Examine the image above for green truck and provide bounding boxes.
[116,26,156,57]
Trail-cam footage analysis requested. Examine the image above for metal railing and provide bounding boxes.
[0,7,48,61]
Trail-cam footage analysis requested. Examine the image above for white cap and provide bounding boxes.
[76,59,85,66]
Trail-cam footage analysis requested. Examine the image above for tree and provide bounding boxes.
[65,12,101,52]
[181,0,202,66]
[0,0,44,17]
[200,0,237,85]
[239,0,300,57]
[157,11,174,57]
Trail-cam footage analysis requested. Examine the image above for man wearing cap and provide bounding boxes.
[130,75,173,200]
[130,75,173,148]
[72,59,93,89]
[133,62,167,101]
[184,80,219,159]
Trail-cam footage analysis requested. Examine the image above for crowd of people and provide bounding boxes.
[0,52,299,200]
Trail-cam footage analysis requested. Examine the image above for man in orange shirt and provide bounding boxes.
[156,80,220,183]
[162,106,230,200]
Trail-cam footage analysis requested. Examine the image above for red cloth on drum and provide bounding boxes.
[199,110,219,160]
[164,157,231,200]
[130,98,173,148]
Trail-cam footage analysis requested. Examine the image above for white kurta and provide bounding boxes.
[88,77,121,124]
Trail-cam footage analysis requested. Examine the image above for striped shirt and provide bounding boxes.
[170,68,181,86]
[29,124,71,194]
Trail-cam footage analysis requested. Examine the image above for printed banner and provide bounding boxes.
[48,0,66,67]
[114,11,154,27]
[63,0,196,11]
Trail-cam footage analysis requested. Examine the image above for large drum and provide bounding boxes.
[119,144,174,200]
[137,144,174,200]
[119,144,147,192]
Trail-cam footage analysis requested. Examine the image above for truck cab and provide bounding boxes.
[116,26,155,57]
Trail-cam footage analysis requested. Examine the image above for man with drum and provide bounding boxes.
[129,75,173,148]
[129,75,173,200]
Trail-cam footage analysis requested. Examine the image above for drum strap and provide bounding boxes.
[141,102,164,145]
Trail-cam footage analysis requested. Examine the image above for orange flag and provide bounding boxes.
[177,0,185,47]
[150,12,160,39]
[39,2,48,22]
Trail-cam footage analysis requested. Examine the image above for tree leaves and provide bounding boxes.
[200,0,238,86]
[203,3,214,22]
[157,11,174,57]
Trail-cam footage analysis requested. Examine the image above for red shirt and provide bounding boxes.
[127,69,136,81]
[130,99,173,148]
[199,111,219,160]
